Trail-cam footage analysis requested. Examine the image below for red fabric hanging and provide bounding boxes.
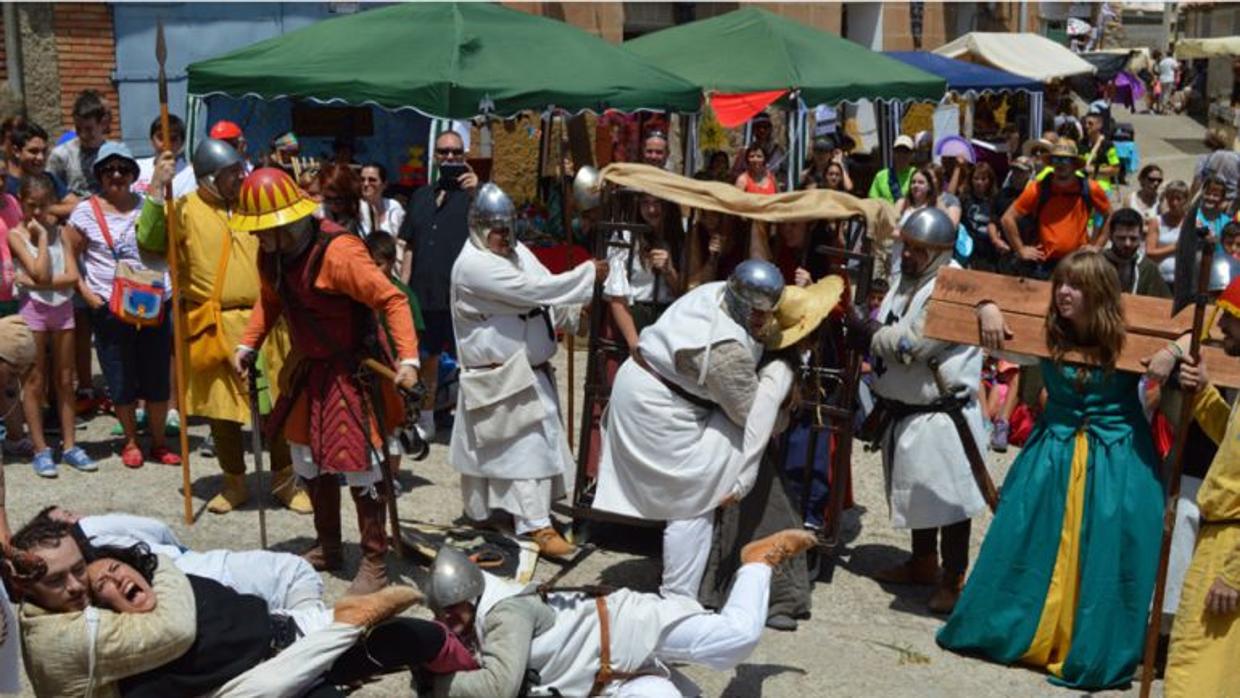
[709,89,788,128]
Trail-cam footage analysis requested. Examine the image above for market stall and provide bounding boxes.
[186,1,701,188]
[622,6,946,188]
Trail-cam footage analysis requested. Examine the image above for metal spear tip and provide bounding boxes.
[155,19,166,64]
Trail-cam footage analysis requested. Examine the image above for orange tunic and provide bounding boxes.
[241,233,418,450]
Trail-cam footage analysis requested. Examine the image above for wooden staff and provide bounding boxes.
[156,21,193,525]
[1138,238,1215,696]
[557,117,576,450]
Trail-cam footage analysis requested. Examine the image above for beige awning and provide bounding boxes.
[935,32,1097,81]
[1176,37,1240,59]
[598,163,899,240]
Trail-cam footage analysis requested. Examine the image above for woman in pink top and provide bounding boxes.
[735,143,777,195]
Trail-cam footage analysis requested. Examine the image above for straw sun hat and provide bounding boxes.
[766,275,846,350]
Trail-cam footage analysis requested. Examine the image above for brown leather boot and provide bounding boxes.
[740,529,817,568]
[529,526,575,559]
[303,475,343,571]
[333,585,422,627]
[928,573,964,614]
[346,486,390,596]
[873,554,941,586]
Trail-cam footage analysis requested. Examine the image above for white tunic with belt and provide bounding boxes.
[872,261,988,529]
[475,573,705,698]
[449,242,596,485]
[593,282,764,521]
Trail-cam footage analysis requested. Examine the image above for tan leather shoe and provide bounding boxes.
[529,526,575,559]
[207,473,249,514]
[872,554,941,586]
[740,529,817,568]
[271,468,312,514]
[928,573,964,614]
[333,585,422,627]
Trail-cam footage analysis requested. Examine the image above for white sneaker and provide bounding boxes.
[415,410,436,441]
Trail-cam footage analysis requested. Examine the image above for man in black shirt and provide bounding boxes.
[399,130,478,441]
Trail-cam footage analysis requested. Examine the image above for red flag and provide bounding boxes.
[709,90,788,128]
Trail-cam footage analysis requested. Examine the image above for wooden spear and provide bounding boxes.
[1138,236,1215,696]
[156,21,194,525]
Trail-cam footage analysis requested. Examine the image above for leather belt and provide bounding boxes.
[632,349,717,411]
[589,595,656,695]
[1201,517,1240,527]
[464,360,552,374]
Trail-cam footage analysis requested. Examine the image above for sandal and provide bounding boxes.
[468,546,507,569]
[121,444,144,469]
[150,446,181,466]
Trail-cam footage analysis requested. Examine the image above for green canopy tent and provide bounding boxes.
[186,2,700,118]
[623,6,947,187]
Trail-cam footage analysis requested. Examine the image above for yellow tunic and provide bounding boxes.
[1166,384,1240,698]
[166,191,287,424]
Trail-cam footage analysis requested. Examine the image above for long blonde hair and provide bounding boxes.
[1045,249,1126,369]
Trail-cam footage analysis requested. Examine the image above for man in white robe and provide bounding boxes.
[846,207,988,614]
[594,260,785,598]
[449,184,605,559]
[426,528,817,697]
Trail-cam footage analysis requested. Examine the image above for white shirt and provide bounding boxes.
[1158,57,1178,84]
[358,197,406,238]
[134,155,197,199]
[603,229,674,304]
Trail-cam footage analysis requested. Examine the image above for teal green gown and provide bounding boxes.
[936,360,1163,690]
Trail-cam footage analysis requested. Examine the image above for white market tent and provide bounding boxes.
[936,32,1097,82]
[1176,37,1240,59]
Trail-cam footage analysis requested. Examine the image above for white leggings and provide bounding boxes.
[661,512,715,598]
[655,563,771,670]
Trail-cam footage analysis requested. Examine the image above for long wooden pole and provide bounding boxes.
[557,116,576,450]
[1138,239,1214,696]
[156,21,193,525]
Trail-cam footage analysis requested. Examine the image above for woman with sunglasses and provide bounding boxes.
[1127,164,1164,224]
[63,142,178,469]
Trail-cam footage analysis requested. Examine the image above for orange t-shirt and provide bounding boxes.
[1012,177,1111,260]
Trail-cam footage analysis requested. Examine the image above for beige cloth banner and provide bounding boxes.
[599,162,899,240]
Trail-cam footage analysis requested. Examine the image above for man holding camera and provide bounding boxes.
[400,131,479,442]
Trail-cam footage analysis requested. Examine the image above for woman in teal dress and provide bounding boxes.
[937,250,1164,690]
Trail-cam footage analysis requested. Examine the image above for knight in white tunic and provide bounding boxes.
[593,260,785,599]
[425,529,817,698]
[449,184,603,559]
[845,207,988,614]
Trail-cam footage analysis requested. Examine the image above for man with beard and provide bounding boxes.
[449,184,604,559]
[1103,207,1170,298]
[232,168,420,595]
[139,139,310,515]
[846,207,989,614]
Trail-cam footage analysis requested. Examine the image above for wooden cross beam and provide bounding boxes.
[924,268,1240,389]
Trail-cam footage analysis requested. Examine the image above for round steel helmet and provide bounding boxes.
[230,167,319,233]
[572,165,602,210]
[1210,253,1240,293]
[724,259,784,329]
[468,182,516,252]
[192,138,243,181]
[900,206,957,250]
[425,546,485,613]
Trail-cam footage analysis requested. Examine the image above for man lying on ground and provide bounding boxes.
[6,519,472,697]
[425,528,817,697]
[41,506,323,614]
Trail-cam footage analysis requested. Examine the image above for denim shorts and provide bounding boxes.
[91,306,172,406]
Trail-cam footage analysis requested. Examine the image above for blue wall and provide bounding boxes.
[112,3,371,156]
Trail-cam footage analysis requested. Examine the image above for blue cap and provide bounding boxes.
[93,141,138,172]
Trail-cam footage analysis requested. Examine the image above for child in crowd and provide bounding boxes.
[1222,220,1240,259]
[7,175,92,476]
